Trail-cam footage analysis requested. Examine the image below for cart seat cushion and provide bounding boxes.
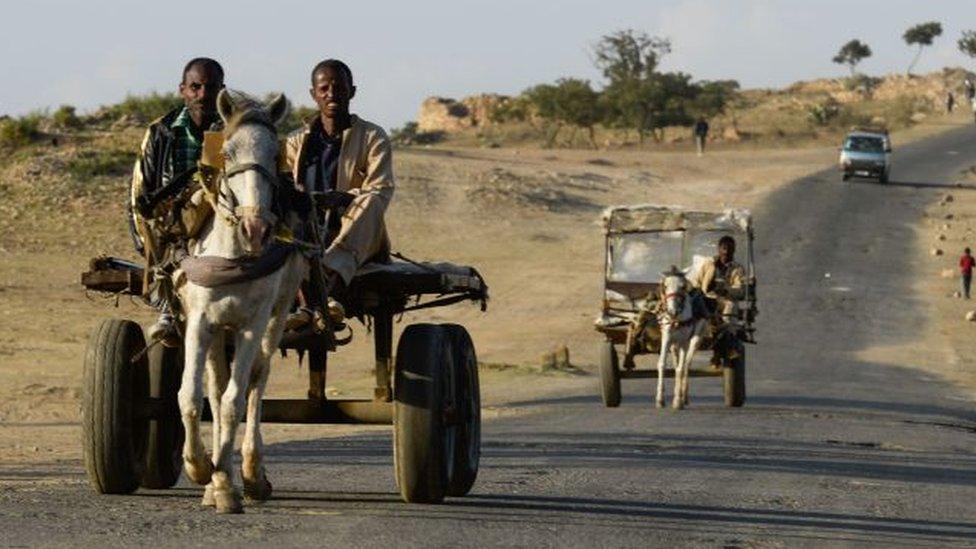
[350,259,486,296]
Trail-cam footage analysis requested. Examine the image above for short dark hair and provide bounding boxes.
[182,57,224,83]
[310,59,353,87]
[718,235,736,249]
[967,247,972,254]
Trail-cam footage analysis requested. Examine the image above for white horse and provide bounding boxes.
[656,268,706,409]
[176,90,307,514]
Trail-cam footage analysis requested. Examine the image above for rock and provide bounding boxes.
[417,97,473,133]
[910,112,928,123]
[966,310,976,322]
[942,223,952,230]
[945,214,954,220]
[942,268,957,278]
[417,94,509,133]
[931,248,943,256]
[722,126,741,142]
[944,194,955,203]
[938,234,947,241]
[954,291,963,298]
[554,344,570,369]
[539,351,556,371]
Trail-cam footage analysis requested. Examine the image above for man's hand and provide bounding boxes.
[135,194,155,218]
[313,190,355,211]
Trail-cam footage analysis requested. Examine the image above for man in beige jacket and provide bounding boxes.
[689,235,745,318]
[284,59,394,288]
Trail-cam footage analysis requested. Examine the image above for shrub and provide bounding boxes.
[280,104,317,134]
[843,74,882,93]
[0,113,43,148]
[390,121,444,146]
[52,104,82,129]
[64,149,136,180]
[806,100,842,126]
[98,92,181,123]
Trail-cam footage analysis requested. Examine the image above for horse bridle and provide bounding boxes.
[659,289,691,328]
[211,121,282,228]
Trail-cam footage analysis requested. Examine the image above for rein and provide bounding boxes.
[199,160,281,228]
[658,288,693,329]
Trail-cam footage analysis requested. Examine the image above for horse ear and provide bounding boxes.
[217,89,235,123]
[267,93,289,126]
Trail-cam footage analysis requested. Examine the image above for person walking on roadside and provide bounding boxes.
[693,117,709,156]
[946,91,955,114]
[960,247,974,299]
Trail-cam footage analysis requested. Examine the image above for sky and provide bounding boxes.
[1,0,974,130]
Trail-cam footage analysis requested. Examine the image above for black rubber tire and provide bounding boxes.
[723,344,746,407]
[140,343,184,489]
[442,324,480,497]
[82,319,149,494]
[393,324,453,504]
[599,340,621,407]
[879,173,889,184]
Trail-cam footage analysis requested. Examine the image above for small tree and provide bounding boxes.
[959,30,976,61]
[903,21,943,75]
[593,29,685,144]
[593,29,671,82]
[832,39,872,76]
[524,79,602,147]
[691,80,740,118]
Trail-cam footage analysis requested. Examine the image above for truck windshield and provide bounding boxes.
[844,136,885,153]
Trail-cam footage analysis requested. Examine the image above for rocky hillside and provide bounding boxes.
[414,67,974,148]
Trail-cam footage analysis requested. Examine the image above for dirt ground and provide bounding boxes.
[0,109,972,469]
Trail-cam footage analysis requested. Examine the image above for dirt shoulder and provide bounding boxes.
[0,110,971,466]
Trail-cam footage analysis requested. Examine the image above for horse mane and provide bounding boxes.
[223,90,277,136]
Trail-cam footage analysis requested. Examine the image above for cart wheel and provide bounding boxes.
[599,340,621,407]
[140,343,184,489]
[394,324,454,503]
[442,324,480,497]
[723,343,746,407]
[82,319,149,494]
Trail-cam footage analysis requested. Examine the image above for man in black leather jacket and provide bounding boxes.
[128,57,224,341]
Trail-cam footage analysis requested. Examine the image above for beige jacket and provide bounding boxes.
[690,257,745,300]
[284,115,395,284]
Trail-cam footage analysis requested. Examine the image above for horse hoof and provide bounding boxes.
[214,488,244,514]
[243,477,273,503]
[655,399,665,409]
[672,399,684,410]
[184,456,214,486]
[201,483,216,507]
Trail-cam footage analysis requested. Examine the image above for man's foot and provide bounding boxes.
[327,298,345,323]
[147,313,179,347]
[284,308,313,331]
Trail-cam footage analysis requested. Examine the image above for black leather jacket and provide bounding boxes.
[127,107,219,253]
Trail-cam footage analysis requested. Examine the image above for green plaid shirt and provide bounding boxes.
[169,107,206,177]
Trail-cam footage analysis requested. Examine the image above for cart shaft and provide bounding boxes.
[141,397,393,424]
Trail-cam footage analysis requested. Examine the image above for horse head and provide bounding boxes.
[660,266,688,319]
[216,89,289,255]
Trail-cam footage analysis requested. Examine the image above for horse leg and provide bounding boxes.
[682,324,702,406]
[672,344,686,410]
[201,331,228,507]
[656,331,669,408]
[211,327,263,514]
[178,311,214,486]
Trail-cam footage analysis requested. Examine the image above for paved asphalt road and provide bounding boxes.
[3,127,976,548]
